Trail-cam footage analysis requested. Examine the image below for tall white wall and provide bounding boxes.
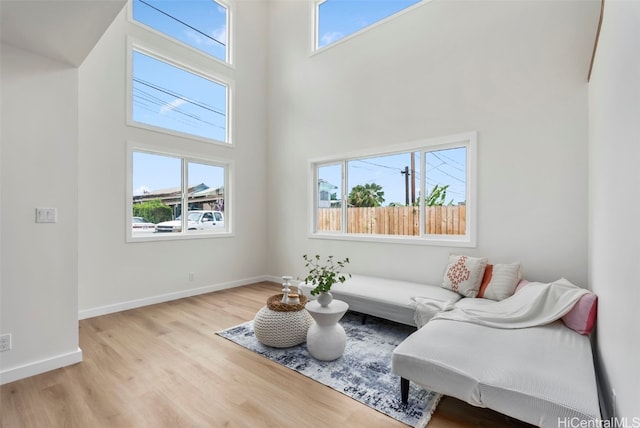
[0,45,82,383]
[267,1,600,285]
[78,3,269,316]
[588,0,640,419]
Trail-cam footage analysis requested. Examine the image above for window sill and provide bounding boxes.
[127,231,234,243]
[308,232,476,248]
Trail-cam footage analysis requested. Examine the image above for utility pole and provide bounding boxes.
[410,153,416,205]
[401,166,410,206]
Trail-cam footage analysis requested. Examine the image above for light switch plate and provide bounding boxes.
[36,208,57,223]
[0,333,11,352]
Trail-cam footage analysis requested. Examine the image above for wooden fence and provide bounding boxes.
[317,206,466,236]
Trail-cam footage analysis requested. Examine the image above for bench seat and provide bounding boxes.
[298,274,461,326]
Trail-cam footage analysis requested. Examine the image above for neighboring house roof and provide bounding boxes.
[133,183,224,204]
[318,179,338,192]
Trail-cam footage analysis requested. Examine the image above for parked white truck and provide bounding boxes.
[155,210,224,232]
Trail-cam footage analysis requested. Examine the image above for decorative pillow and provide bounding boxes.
[441,254,488,297]
[562,293,598,335]
[477,262,522,301]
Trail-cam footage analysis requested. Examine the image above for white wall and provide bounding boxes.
[77,3,269,316]
[588,0,640,419]
[267,1,600,285]
[0,45,82,383]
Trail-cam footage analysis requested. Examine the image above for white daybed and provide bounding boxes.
[392,319,601,427]
[300,265,602,427]
[392,281,602,427]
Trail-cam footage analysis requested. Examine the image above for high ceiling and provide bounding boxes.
[0,0,126,67]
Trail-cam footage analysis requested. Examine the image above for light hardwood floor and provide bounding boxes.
[1,282,533,427]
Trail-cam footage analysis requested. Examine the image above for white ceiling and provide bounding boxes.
[0,0,127,67]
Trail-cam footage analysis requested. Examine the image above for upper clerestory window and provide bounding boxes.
[132,0,230,64]
[315,0,423,50]
[130,48,230,144]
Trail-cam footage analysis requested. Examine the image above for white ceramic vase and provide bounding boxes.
[317,291,333,307]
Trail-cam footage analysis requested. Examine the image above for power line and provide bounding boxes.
[134,98,219,129]
[428,157,466,184]
[138,0,225,47]
[353,159,403,172]
[133,78,226,117]
[432,165,465,184]
[134,89,210,125]
[437,151,466,172]
[133,88,226,130]
[431,152,465,174]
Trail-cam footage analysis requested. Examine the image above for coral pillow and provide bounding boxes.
[562,293,598,335]
[477,262,522,301]
[441,254,488,297]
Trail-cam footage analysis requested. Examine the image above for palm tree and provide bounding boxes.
[348,183,385,207]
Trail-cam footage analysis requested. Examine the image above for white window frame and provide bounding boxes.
[309,132,477,247]
[126,39,235,146]
[311,0,431,53]
[128,0,234,67]
[126,142,234,242]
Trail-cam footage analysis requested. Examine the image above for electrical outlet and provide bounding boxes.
[188,272,195,282]
[0,333,11,352]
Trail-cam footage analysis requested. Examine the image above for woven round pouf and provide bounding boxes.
[253,295,314,348]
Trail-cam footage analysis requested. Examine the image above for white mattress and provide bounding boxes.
[299,274,461,326]
[391,319,601,427]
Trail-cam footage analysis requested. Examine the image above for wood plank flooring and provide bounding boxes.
[1,282,533,427]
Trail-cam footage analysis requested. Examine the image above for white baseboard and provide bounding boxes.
[2,276,289,385]
[0,348,83,385]
[78,275,274,320]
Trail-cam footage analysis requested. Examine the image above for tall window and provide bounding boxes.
[132,0,230,63]
[312,133,476,246]
[129,148,230,239]
[130,49,229,144]
[315,0,423,50]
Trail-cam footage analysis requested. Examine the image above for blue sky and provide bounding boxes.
[132,0,228,196]
[132,0,228,144]
[319,147,467,207]
[317,0,421,48]
[132,0,227,59]
[131,0,449,203]
[133,151,224,196]
[132,51,227,142]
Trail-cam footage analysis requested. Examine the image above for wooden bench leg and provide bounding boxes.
[401,377,409,404]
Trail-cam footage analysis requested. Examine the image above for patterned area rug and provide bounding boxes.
[217,311,441,427]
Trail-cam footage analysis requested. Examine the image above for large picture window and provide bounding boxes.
[128,147,231,240]
[130,48,230,144]
[312,133,476,246]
